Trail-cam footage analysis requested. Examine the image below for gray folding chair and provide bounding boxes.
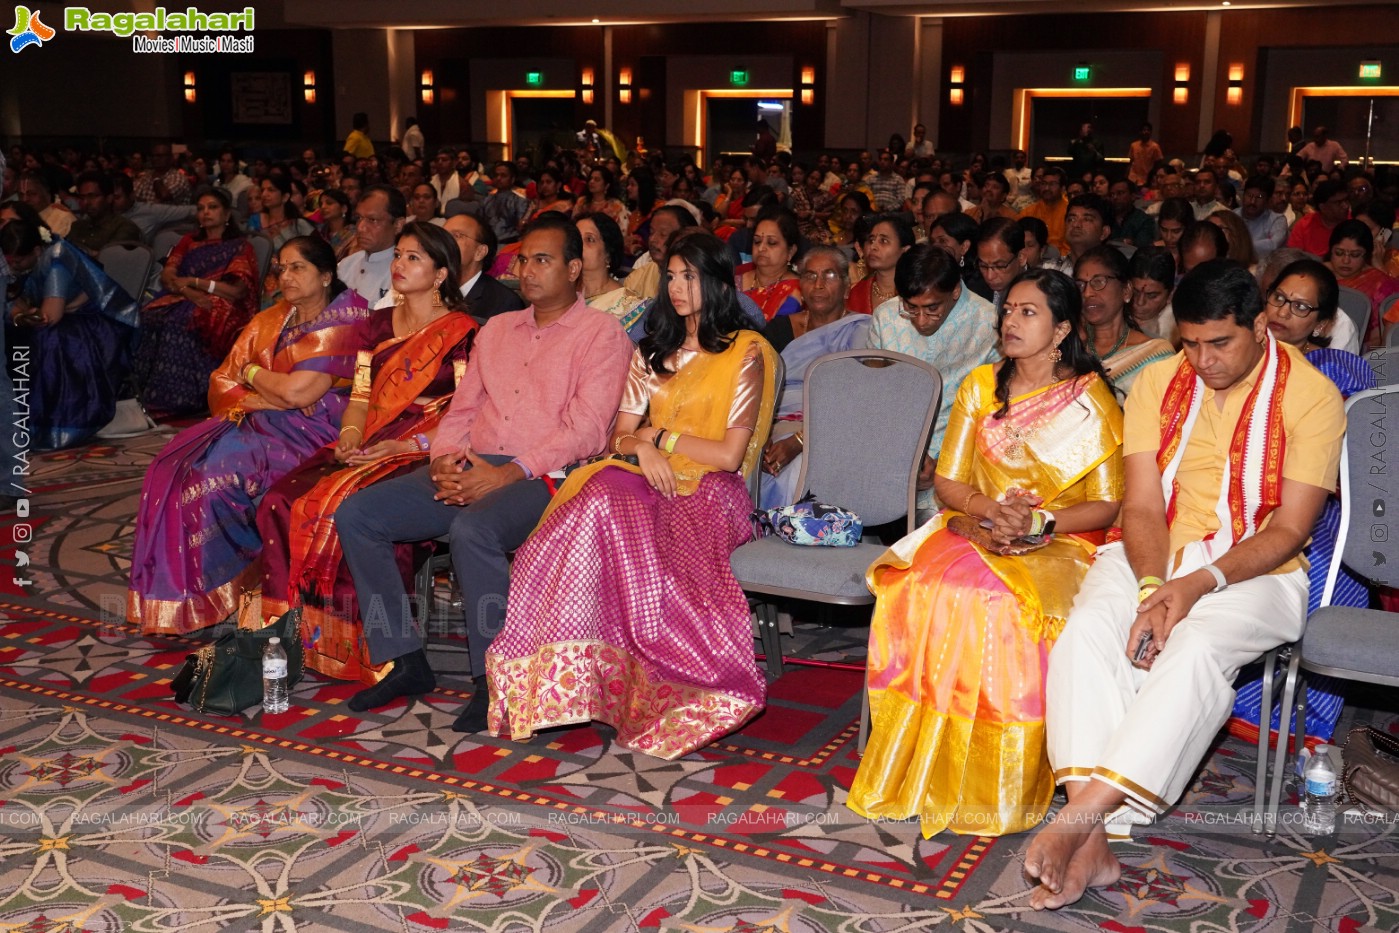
[250,233,276,284]
[731,350,941,690]
[150,228,185,265]
[1338,286,1371,347]
[1364,348,1399,387]
[96,241,153,304]
[1383,296,1399,349]
[1264,385,1399,835]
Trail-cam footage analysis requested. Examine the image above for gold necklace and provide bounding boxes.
[870,277,894,306]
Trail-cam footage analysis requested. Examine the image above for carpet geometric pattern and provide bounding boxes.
[3,429,1399,931]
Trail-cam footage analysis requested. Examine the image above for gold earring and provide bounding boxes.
[432,289,443,308]
[1047,344,1062,363]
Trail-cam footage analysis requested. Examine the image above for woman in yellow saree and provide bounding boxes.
[848,268,1124,837]
[486,231,777,760]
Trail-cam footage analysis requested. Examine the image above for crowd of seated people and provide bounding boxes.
[5,120,1399,907]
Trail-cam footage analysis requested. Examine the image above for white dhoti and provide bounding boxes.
[1045,544,1307,828]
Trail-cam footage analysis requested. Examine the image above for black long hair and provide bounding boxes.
[640,230,749,375]
[993,267,1114,418]
[397,221,468,313]
[191,185,242,241]
[579,212,626,278]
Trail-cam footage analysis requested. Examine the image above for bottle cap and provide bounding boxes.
[269,637,280,645]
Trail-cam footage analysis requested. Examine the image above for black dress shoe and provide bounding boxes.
[348,649,436,712]
[451,675,491,732]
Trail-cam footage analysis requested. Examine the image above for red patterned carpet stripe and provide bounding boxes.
[0,601,990,899]
[1,602,861,768]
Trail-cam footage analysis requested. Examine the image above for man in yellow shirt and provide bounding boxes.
[1025,261,1344,910]
[343,112,374,161]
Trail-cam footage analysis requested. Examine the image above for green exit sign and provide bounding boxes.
[1074,65,1091,81]
[730,69,749,86]
[1360,61,1382,79]
[525,71,543,86]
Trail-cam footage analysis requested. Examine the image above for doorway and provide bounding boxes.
[484,89,576,162]
[683,88,794,169]
[1011,88,1152,164]
[1291,87,1399,164]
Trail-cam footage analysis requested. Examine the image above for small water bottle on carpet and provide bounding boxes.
[1301,748,1338,835]
[263,637,289,714]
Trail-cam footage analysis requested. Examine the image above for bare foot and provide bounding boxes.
[1023,801,1101,896]
[1030,827,1120,910]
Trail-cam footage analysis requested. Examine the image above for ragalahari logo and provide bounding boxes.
[9,5,54,53]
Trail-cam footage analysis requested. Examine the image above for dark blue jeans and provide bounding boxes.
[335,456,552,675]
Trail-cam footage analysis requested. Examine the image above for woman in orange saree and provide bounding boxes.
[847,269,1124,838]
[256,223,477,683]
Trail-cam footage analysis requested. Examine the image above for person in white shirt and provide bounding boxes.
[1189,169,1225,221]
[401,118,425,162]
[215,149,252,206]
[429,148,461,212]
[340,185,405,307]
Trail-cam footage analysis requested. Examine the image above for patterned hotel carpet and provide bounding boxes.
[2,429,1399,932]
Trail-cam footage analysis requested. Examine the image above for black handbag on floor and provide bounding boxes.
[170,608,305,716]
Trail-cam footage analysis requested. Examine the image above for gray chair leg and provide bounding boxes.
[1268,650,1304,837]
[1252,649,1277,833]
[758,601,784,677]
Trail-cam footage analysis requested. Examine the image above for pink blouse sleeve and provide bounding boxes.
[726,342,766,430]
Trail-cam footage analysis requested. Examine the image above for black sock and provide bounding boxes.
[347,649,436,712]
[451,675,491,732]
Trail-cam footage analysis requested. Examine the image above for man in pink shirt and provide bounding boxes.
[337,213,634,729]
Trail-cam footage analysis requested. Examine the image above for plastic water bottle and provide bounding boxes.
[262,637,289,714]
[1302,749,1338,834]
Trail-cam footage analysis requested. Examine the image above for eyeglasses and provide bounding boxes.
[1074,274,1122,292]
[1266,290,1319,318]
[976,257,1019,274]
[799,269,844,284]
[899,297,951,322]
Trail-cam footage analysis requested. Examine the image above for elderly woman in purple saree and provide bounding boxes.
[127,237,371,636]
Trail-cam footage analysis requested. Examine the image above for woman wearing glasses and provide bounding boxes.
[1229,258,1374,748]
[849,267,1123,838]
[758,245,871,508]
[1326,219,1399,348]
[1074,245,1175,394]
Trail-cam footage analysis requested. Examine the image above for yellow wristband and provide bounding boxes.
[1137,584,1161,604]
[245,364,263,387]
[1137,575,1166,589]
[663,431,681,454]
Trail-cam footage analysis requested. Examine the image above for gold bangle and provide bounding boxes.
[340,425,363,439]
[613,433,637,455]
[794,431,805,449]
[962,488,979,514]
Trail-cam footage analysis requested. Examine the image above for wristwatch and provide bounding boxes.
[1201,563,1228,593]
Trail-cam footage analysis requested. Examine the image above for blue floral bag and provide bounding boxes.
[756,495,863,547]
